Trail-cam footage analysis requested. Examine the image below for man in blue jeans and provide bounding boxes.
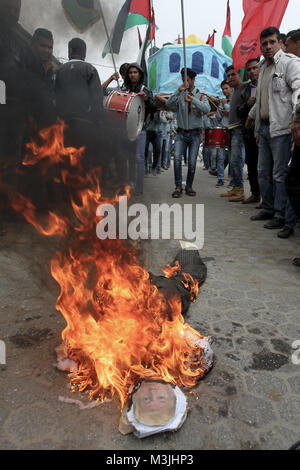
[246,27,300,237]
[166,68,210,198]
[220,66,247,202]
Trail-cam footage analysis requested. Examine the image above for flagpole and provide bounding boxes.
[180,0,188,129]
[150,0,154,52]
[98,1,120,90]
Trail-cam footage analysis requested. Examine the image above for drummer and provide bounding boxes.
[123,62,157,195]
[166,67,210,198]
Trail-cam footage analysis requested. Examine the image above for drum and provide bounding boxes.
[104,91,145,142]
[205,128,231,148]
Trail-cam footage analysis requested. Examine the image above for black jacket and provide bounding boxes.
[55,57,103,123]
[236,80,255,122]
[236,80,257,138]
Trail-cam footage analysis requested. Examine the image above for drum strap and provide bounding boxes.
[196,89,204,101]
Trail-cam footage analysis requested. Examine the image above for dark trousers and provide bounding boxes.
[244,132,260,198]
[286,145,300,218]
[145,131,161,170]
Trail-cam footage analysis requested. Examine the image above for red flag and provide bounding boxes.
[223,0,232,38]
[207,30,216,46]
[232,0,289,70]
[149,7,155,42]
[130,0,151,21]
[177,35,182,44]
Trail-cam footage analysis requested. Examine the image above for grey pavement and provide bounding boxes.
[0,161,300,450]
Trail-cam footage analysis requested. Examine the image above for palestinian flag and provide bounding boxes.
[206,30,216,47]
[62,0,102,33]
[222,0,233,58]
[102,0,151,58]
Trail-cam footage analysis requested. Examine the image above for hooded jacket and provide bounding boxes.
[123,62,157,124]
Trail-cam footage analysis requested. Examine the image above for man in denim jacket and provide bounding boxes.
[166,67,210,198]
[246,27,300,239]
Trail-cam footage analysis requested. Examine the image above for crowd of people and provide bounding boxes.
[0,0,300,267]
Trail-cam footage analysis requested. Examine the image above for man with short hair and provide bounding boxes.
[55,38,104,171]
[166,67,210,198]
[246,27,300,239]
[215,80,232,187]
[0,0,27,235]
[237,57,260,204]
[24,28,57,129]
[286,29,300,58]
[220,65,247,202]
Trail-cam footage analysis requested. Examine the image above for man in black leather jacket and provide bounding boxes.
[55,38,104,173]
[237,58,261,205]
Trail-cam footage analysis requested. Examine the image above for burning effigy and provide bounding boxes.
[4,121,213,438]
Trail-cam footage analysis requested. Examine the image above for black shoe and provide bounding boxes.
[209,169,218,177]
[264,218,285,230]
[250,210,274,221]
[277,226,294,239]
[292,258,300,267]
[216,180,224,187]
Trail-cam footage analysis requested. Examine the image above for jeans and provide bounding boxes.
[258,124,296,225]
[135,130,146,193]
[162,134,172,167]
[210,147,218,171]
[230,127,245,188]
[216,147,226,181]
[202,145,210,169]
[174,130,201,189]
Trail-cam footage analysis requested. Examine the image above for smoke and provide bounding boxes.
[19,0,141,79]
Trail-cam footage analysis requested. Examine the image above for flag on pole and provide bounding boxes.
[222,0,233,58]
[137,22,152,84]
[137,27,143,49]
[206,30,216,47]
[102,0,151,58]
[62,0,102,33]
[232,0,289,70]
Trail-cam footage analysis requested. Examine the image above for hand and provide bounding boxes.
[110,72,119,82]
[179,82,188,92]
[184,93,193,103]
[219,98,227,105]
[245,117,254,129]
[220,109,229,117]
[155,94,167,104]
[138,90,148,101]
[247,97,256,107]
[256,137,259,146]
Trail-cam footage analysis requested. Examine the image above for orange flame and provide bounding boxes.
[9,122,207,408]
